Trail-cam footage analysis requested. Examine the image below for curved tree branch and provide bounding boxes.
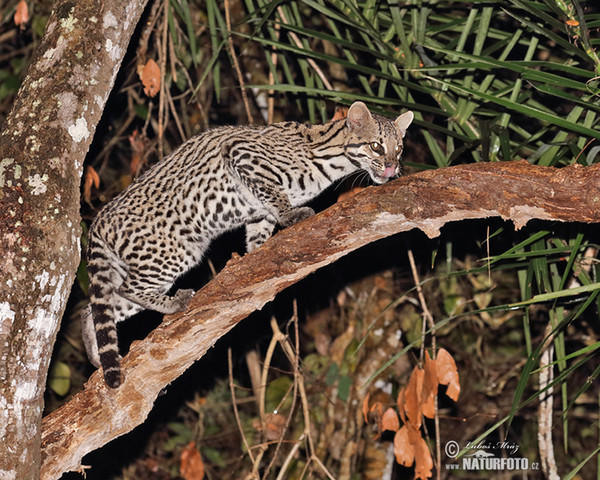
[41,160,600,479]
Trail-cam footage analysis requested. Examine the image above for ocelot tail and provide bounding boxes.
[83,101,414,388]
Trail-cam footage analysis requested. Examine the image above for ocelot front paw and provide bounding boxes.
[173,288,195,311]
[279,207,315,228]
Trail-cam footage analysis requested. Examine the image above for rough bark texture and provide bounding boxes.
[40,160,600,479]
[0,1,148,479]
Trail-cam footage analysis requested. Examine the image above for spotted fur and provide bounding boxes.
[84,101,414,387]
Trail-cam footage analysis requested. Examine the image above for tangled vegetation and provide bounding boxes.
[2,0,599,478]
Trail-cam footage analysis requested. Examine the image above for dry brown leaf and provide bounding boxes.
[128,129,145,175]
[364,398,385,438]
[264,413,287,441]
[180,441,204,480]
[393,425,415,467]
[14,0,28,28]
[436,348,460,401]
[413,434,434,480]
[382,407,400,432]
[404,366,424,428]
[421,351,438,418]
[83,166,100,204]
[329,322,355,364]
[140,59,161,98]
[369,401,384,426]
[396,387,406,424]
[362,392,371,424]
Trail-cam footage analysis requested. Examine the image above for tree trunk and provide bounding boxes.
[0,0,148,478]
[40,160,600,479]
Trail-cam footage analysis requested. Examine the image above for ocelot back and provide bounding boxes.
[84,101,414,388]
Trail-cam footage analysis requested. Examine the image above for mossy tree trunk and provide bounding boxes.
[0,0,147,478]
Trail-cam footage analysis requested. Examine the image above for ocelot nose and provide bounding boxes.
[383,162,397,178]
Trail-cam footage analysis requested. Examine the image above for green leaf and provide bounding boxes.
[509,282,600,307]
[422,75,600,141]
[201,446,227,468]
[325,362,339,386]
[48,361,71,396]
[337,375,352,401]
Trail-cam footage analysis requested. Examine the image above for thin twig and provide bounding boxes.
[164,27,186,143]
[245,349,262,409]
[177,63,209,131]
[276,6,334,91]
[270,309,336,480]
[166,84,187,143]
[228,348,255,464]
[538,324,559,479]
[224,0,254,124]
[311,455,336,480]
[263,312,300,478]
[274,433,305,480]
[157,0,170,158]
[407,247,440,480]
[267,21,281,124]
[486,224,491,283]
[260,320,283,431]
[406,248,436,358]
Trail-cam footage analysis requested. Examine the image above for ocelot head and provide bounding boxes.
[345,101,414,184]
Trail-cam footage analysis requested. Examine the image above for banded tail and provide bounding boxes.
[86,238,124,388]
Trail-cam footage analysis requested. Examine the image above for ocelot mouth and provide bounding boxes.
[371,166,397,183]
[371,172,390,184]
[383,166,397,177]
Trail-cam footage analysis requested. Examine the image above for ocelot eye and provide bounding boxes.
[395,145,404,157]
[370,142,384,155]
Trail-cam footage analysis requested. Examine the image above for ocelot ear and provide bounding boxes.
[346,101,373,132]
[395,111,414,138]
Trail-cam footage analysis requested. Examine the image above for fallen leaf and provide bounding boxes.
[180,441,204,480]
[140,58,161,98]
[436,348,460,401]
[382,407,400,432]
[14,0,28,29]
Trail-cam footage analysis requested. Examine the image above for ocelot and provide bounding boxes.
[83,101,414,388]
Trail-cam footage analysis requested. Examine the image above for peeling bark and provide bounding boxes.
[40,160,600,479]
[0,1,149,479]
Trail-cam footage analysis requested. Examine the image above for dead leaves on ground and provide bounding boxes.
[363,348,460,479]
